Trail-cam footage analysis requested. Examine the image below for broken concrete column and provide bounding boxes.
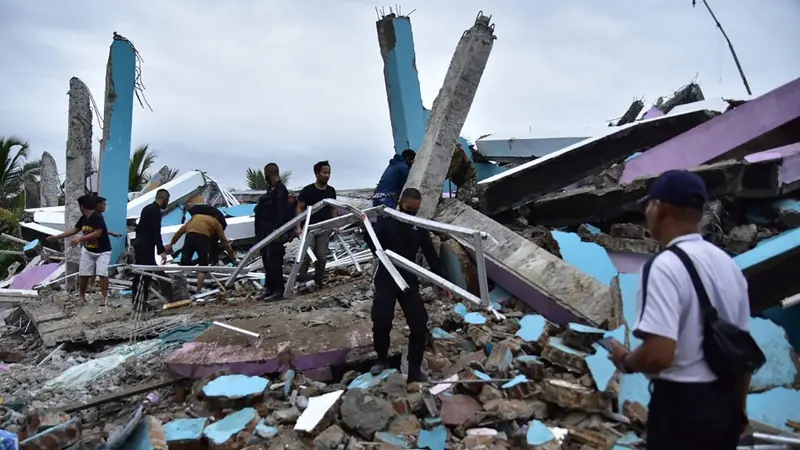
[615,99,644,126]
[39,151,60,207]
[98,33,137,264]
[435,199,615,326]
[65,77,92,285]
[404,13,495,219]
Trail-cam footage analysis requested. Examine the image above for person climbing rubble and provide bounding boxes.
[182,196,228,265]
[371,149,416,210]
[295,160,338,290]
[46,195,113,307]
[370,187,442,383]
[163,198,235,293]
[254,162,291,301]
[131,188,170,311]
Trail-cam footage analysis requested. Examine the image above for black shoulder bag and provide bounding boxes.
[659,246,766,383]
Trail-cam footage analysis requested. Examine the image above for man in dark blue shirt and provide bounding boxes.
[372,149,415,209]
[370,187,441,383]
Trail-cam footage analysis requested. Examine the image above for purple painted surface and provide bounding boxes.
[607,251,650,274]
[9,263,60,289]
[457,241,582,326]
[621,77,800,184]
[166,342,354,379]
[778,144,800,185]
[641,106,664,120]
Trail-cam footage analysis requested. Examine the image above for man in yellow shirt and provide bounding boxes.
[163,202,235,292]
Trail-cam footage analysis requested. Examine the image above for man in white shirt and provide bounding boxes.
[609,170,750,449]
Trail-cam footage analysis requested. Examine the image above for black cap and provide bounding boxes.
[638,170,708,210]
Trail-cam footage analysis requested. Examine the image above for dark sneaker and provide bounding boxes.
[370,360,390,375]
[264,293,284,302]
[407,369,429,383]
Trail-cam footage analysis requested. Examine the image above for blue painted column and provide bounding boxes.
[98,35,136,264]
[376,14,426,155]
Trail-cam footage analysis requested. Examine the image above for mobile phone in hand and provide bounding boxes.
[597,337,618,352]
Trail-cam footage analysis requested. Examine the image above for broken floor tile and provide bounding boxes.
[586,344,616,392]
[749,317,799,390]
[255,420,278,439]
[164,417,208,449]
[541,337,588,373]
[747,387,800,431]
[294,390,344,433]
[515,315,546,342]
[440,394,482,427]
[525,420,560,449]
[417,425,447,450]
[431,327,456,339]
[202,407,259,450]
[501,375,528,389]
[202,374,269,409]
[374,432,413,448]
[465,312,487,325]
[348,369,398,390]
[454,303,468,317]
[563,322,606,351]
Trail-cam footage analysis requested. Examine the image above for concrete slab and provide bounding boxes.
[735,227,800,312]
[620,76,800,184]
[434,199,615,326]
[475,129,598,164]
[478,108,717,215]
[165,307,406,378]
[529,154,795,227]
[404,14,495,218]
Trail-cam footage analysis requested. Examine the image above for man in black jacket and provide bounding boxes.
[254,163,291,301]
[132,189,170,309]
[370,187,441,383]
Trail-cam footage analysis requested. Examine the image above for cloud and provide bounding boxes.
[1,0,799,190]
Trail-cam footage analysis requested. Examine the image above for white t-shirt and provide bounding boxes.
[633,233,750,382]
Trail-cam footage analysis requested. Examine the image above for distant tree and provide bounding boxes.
[245,167,291,190]
[0,136,41,208]
[129,144,157,192]
[163,166,180,184]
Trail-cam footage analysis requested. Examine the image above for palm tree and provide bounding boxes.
[163,167,180,183]
[129,144,157,192]
[245,167,291,190]
[0,137,41,207]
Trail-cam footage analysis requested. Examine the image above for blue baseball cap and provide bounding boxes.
[638,170,708,210]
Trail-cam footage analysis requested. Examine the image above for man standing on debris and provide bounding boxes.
[131,189,170,310]
[254,163,291,301]
[183,197,228,265]
[608,170,751,449]
[164,200,236,293]
[295,160,338,290]
[372,149,416,209]
[47,195,113,306]
[370,187,441,383]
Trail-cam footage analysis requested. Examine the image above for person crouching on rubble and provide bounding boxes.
[370,187,441,383]
[163,199,236,293]
[365,150,416,254]
[182,196,228,265]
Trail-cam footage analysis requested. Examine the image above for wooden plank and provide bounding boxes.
[56,377,185,413]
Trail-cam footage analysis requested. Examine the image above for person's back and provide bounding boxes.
[184,214,225,239]
[641,235,750,382]
[374,154,410,196]
[189,204,227,230]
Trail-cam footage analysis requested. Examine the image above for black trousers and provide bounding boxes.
[208,237,221,265]
[647,379,743,450]
[371,272,428,371]
[262,241,286,294]
[132,243,157,303]
[181,232,210,266]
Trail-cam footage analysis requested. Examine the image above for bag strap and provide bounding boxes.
[638,253,660,322]
[667,246,718,320]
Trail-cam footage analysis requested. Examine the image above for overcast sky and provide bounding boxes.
[2,1,799,191]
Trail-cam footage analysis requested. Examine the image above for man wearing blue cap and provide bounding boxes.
[608,170,751,449]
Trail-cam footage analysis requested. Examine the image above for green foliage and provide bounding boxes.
[129,144,157,192]
[245,167,291,190]
[0,207,22,276]
[0,136,41,209]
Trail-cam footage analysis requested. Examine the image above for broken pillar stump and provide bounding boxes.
[541,337,589,373]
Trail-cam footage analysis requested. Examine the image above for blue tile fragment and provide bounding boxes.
[454,303,468,317]
[473,370,492,381]
[568,323,606,335]
[255,420,279,438]
[586,344,616,392]
[464,312,487,325]
[203,408,258,447]
[501,374,528,389]
[431,327,456,339]
[748,318,798,390]
[375,432,411,448]
[526,420,555,446]
[516,315,546,342]
[348,369,398,390]
[418,425,447,450]
[202,375,269,399]
[747,387,800,431]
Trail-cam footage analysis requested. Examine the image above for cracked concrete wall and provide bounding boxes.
[39,151,60,207]
[404,14,495,219]
[65,77,92,283]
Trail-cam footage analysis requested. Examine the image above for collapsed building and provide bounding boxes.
[1,11,800,450]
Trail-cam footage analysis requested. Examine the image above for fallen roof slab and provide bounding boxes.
[434,199,615,326]
[475,129,597,164]
[528,146,800,227]
[477,108,717,215]
[620,77,800,184]
[735,227,800,313]
[166,307,406,378]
